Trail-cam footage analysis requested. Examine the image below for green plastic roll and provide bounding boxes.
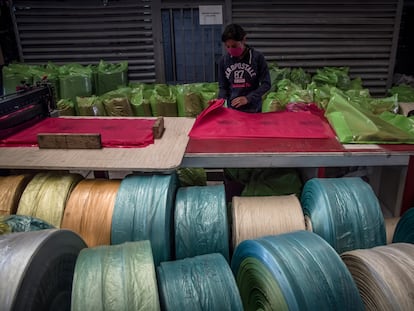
[157,253,243,311]
[71,240,160,311]
[231,231,364,311]
[175,185,229,261]
[0,214,54,234]
[17,172,83,228]
[111,173,178,265]
[392,207,414,243]
[301,177,386,253]
[0,229,87,311]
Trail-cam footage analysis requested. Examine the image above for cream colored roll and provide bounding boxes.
[232,195,306,248]
[0,175,32,215]
[61,179,120,247]
[17,172,83,227]
[341,243,414,311]
[384,217,400,244]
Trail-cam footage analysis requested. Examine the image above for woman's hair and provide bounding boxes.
[221,24,246,42]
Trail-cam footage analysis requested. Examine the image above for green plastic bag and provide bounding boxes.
[100,87,133,116]
[56,98,76,116]
[2,63,34,95]
[59,64,93,102]
[76,96,106,116]
[150,84,177,117]
[130,85,152,116]
[96,60,128,95]
[325,90,414,143]
[175,84,203,117]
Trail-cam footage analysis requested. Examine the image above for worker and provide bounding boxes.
[218,23,271,113]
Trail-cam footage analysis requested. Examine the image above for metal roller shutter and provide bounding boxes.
[11,0,155,82]
[231,0,403,95]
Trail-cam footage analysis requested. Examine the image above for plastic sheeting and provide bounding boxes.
[71,240,160,311]
[17,172,83,228]
[189,99,336,139]
[231,231,364,311]
[325,90,414,143]
[157,253,243,311]
[0,229,86,311]
[111,173,177,265]
[175,185,229,261]
[301,177,386,254]
[392,207,414,243]
[0,117,156,148]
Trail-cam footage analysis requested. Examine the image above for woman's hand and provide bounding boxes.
[231,96,248,108]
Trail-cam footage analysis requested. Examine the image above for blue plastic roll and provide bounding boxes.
[175,185,229,261]
[157,253,243,311]
[301,177,386,253]
[231,230,364,311]
[393,207,414,243]
[111,173,177,265]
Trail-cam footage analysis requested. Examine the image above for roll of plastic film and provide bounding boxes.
[111,173,177,265]
[157,253,243,311]
[341,243,414,311]
[17,172,83,227]
[301,177,386,253]
[175,184,229,261]
[0,214,54,234]
[392,207,414,243]
[0,175,32,215]
[231,231,364,311]
[0,229,87,311]
[61,179,120,247]
[384,217,400,244]
[71,240,160,311]
[231,194,305,249]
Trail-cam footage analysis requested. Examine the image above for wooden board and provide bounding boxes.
[38,133,102,149]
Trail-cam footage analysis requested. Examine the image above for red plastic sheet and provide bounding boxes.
[0,117,155,148]
[189,99,336,139]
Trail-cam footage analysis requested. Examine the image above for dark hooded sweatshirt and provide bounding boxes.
[218,46,271,112]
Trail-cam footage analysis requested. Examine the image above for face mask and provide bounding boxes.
[227,46,244,57]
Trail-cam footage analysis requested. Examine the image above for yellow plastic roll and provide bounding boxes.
[0,175,32,215]
[16,172,83,227]
[61,179,120,247]
[232,195,306,249]
[341,243,414,311]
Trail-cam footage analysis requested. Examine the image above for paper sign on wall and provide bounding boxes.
[199,5,223,25]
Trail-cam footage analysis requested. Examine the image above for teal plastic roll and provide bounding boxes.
[157,253,243,311]
[0,229,87,311]
[175,184,229,261]
[71,240,160,311]
[1,214,54,233]
[392,207,414,243]
[111,173,177,265]
[301,177,386,253]
[231,231,364,311]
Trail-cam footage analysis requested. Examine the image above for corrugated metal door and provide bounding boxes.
[11,0,155,82]
[161,7,222,84]
[231,0,403,95]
